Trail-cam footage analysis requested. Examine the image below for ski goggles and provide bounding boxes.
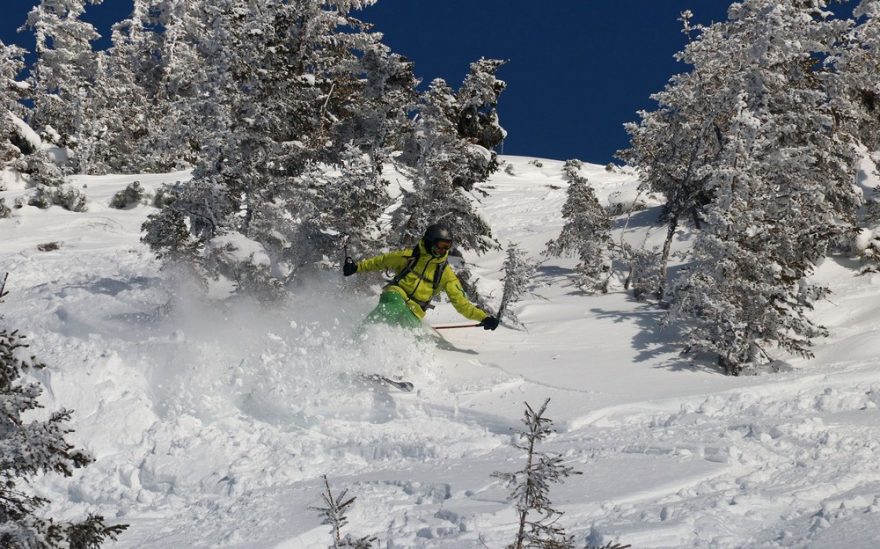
[432,240,453,253]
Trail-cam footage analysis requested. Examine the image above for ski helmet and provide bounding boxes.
[424,224,453,256]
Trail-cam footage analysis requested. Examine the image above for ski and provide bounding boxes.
[363,373,414,392]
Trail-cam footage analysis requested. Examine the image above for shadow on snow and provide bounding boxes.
[589,294,726,375]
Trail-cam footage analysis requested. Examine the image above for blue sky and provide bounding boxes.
[362,1,732,163]
[1,1,813,164]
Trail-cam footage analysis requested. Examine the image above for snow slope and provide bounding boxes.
[2,157,880,548]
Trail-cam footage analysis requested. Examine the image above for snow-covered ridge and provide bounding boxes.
[2,156,880,547]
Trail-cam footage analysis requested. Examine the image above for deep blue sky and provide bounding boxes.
[0,1,788,163]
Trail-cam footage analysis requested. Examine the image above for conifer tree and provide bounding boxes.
[617,10,724,299]
[310,475,378,549]
[81,2,157,174]
[454,58,507,190]
[493,399,580,549]
[142,0,395,295]
[499,242,538,327]
[833,0,880,151]
[833,0,880,269]
[457,58,507,149]
[330,42,419,168]
[0,41,31,166]
[0,274,127,547]
[139,1,505,297]
[137,0,208,170]
[21,0,104,173]
[667,102,825,374]
[621,244,663,301]
[663,1,860,374]
[395,58,506,193]
[545,160,613,294]
[393,78,496,253]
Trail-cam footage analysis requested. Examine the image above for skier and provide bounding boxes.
[343,224,500,331]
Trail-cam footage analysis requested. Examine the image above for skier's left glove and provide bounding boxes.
[480,316,499,331]
[343,257,357,276]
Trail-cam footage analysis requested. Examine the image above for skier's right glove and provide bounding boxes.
[343,257,357,276]
[480,316,499,331]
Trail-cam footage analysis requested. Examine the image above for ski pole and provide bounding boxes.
[342,233,352,261]
[432,323,482,330]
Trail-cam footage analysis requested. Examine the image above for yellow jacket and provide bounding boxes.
[357,240,489,321]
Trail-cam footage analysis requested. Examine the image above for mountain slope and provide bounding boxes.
[2,157,880,548]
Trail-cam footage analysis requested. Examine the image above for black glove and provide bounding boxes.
[480,316,499,331]
[343,257,357,276]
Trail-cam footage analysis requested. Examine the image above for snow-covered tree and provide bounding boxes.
[132,0,209,171]
[284,145,391,273]
[457,58,507,149]
[832,0,880,151]
[80,1,157,174]
[454,58,507,191]
[141,179,213,270]
[621,244,663,301]
[395,58,506,194]
[499,242,538,327]
[393,78,496,253]
[390,57,506,255]
[28,183,88,212]
[545,160,613,294]
[310,475,378,549]
[143,0,401,296]
[138,1,507,298]
[667,104,815,373]
[0,41,32,166]
[664,0,860,374]
[832,1,880,270]
[21,0,104,172]
[209,142,394,294]
[109,181,146,209]
[330,42,419,168]
[617,10,726,299]
[0,274,127,547]
[0,39,63,191]
[492,399,580,549]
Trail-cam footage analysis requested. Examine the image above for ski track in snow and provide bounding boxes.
[3,158,880,548]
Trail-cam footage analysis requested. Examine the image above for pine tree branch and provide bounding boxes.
[0,272,9,303]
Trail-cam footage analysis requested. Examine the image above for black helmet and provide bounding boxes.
[424,224,453,256]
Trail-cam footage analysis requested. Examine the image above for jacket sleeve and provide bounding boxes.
[356,250,409,273]
[441,267,489,322]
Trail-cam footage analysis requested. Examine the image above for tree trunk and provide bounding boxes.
[656,215,679,301]
[513,435,538,549]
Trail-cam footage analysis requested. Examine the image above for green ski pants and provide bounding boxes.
[363,291,423,329]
